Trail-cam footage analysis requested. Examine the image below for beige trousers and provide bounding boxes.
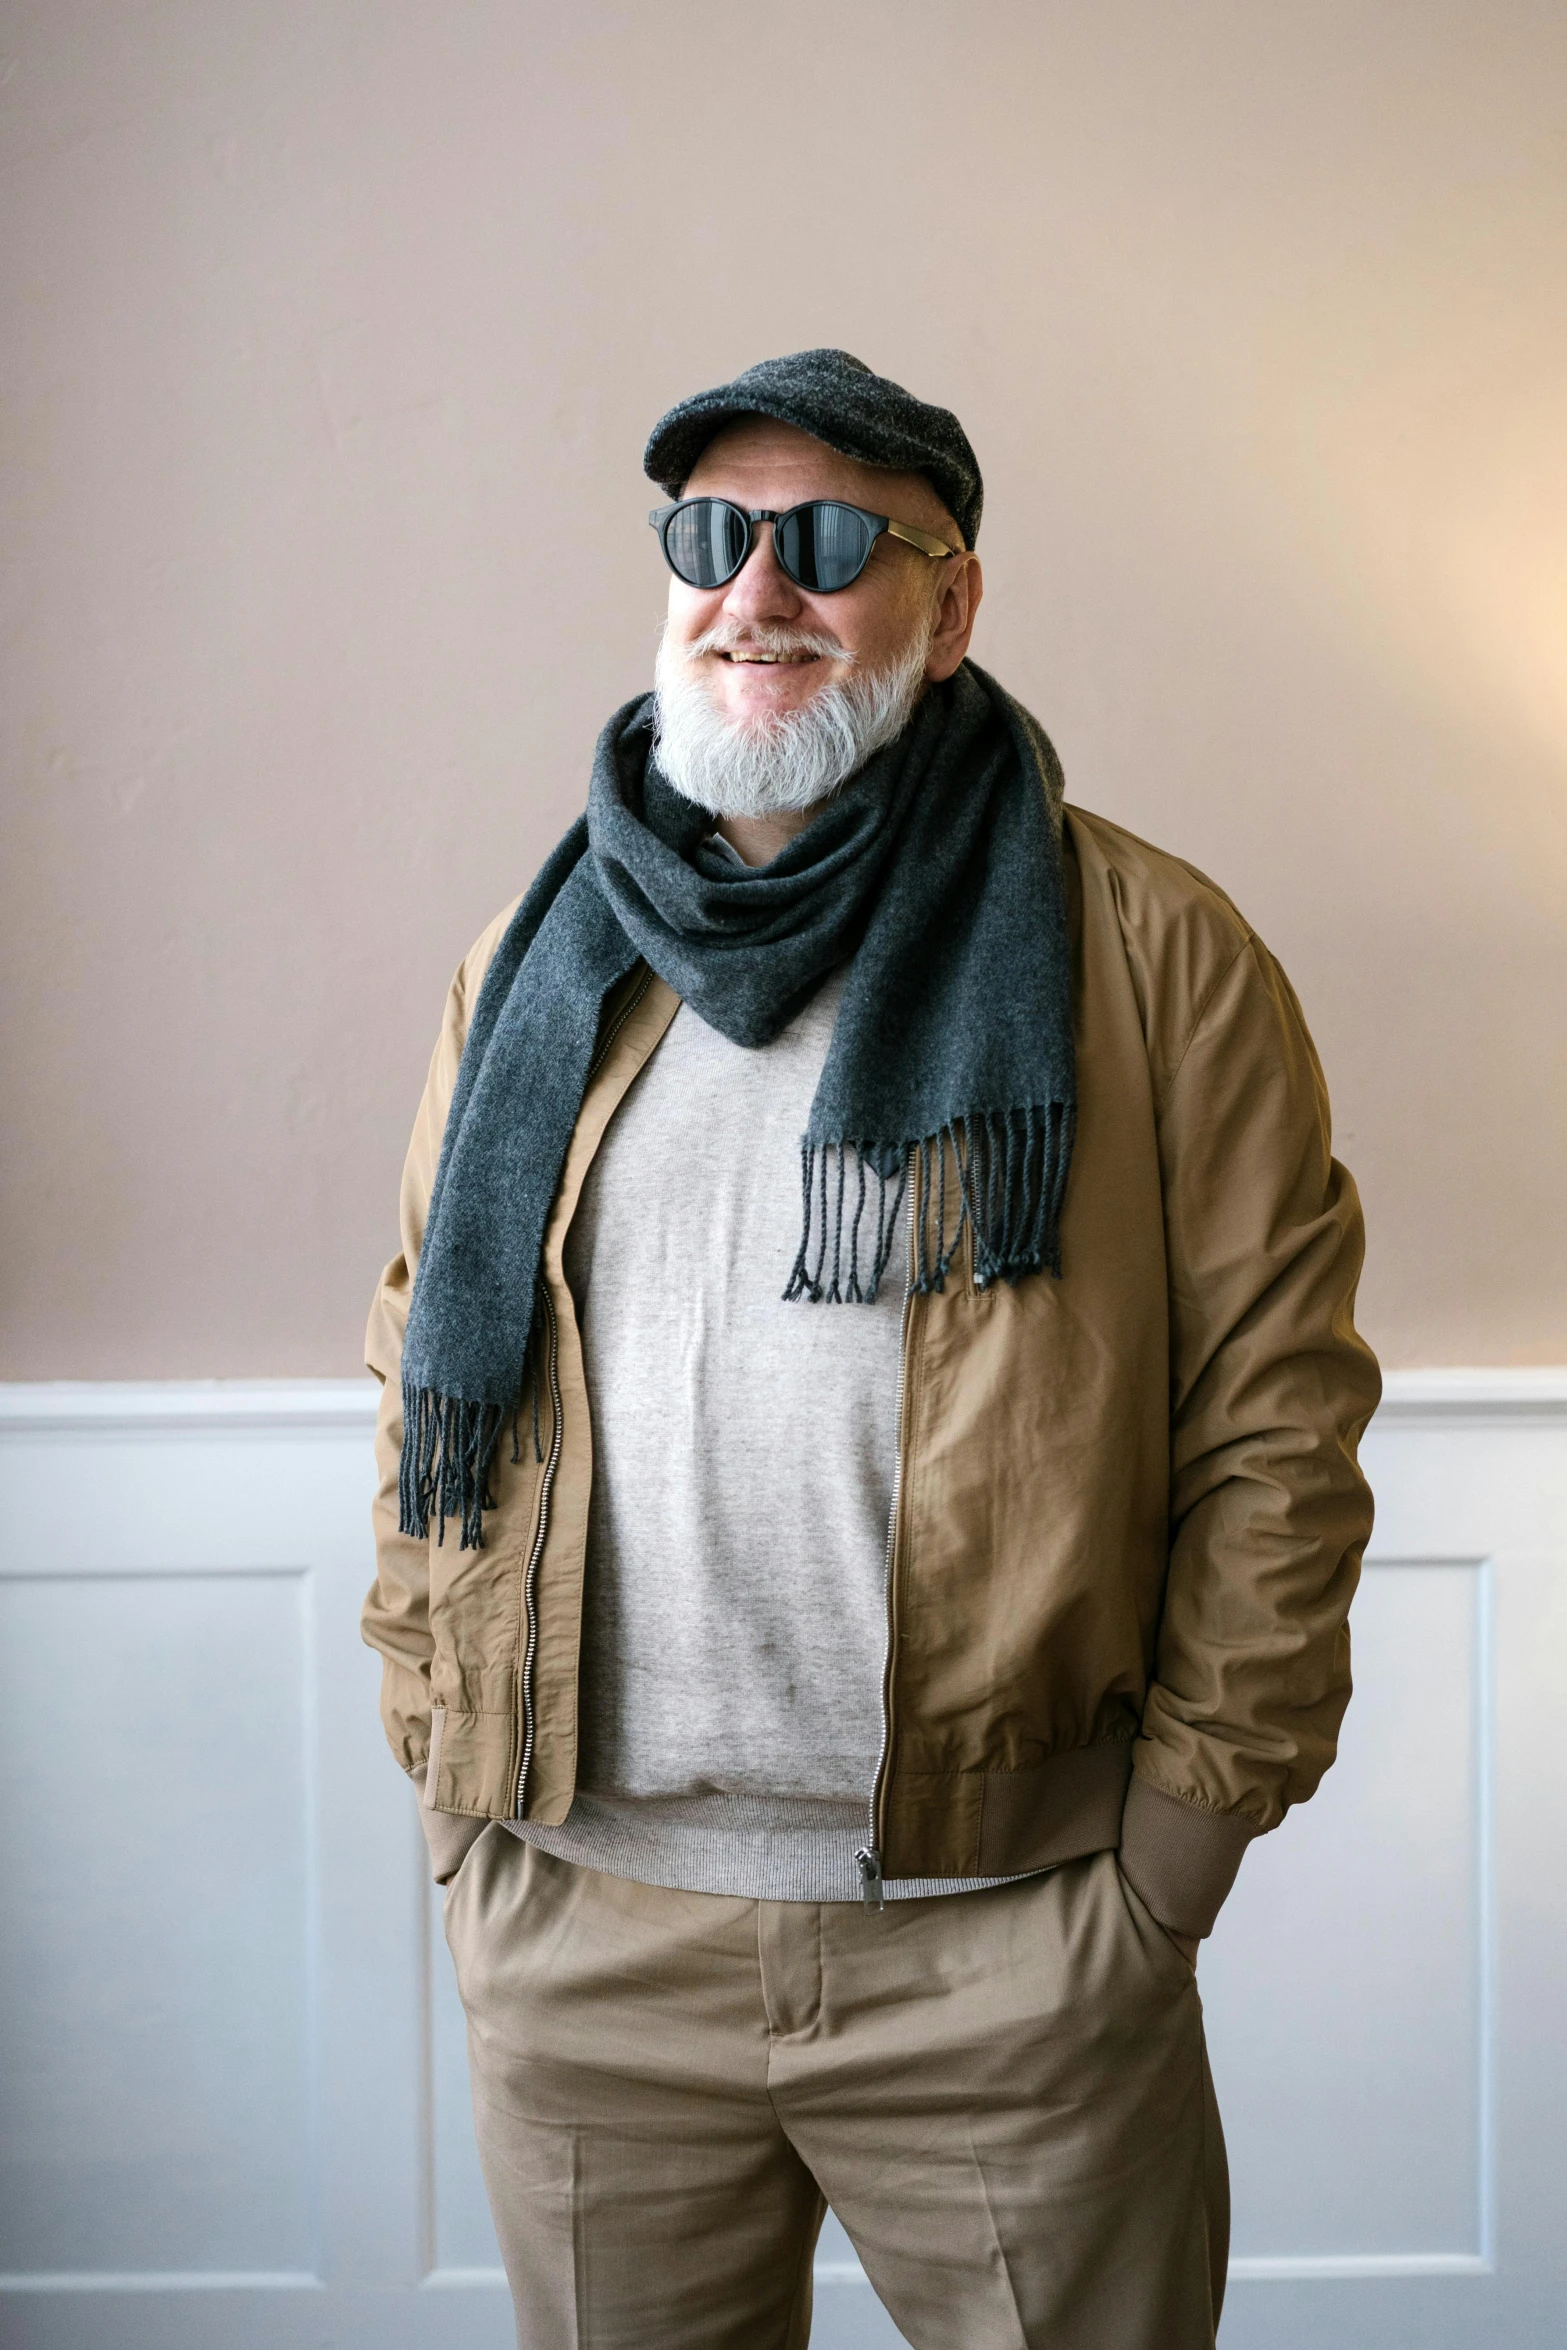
[444,1832,1228,2349]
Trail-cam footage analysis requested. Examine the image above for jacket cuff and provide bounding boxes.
[408,1764,490,1885]
[1118,1774,1256,1938]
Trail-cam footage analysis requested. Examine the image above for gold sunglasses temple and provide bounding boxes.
[883,519,962,561]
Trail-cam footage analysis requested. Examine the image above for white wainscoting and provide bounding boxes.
[1,1373,1564,2349]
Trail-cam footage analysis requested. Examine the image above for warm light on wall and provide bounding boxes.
[1257,322,1567,786]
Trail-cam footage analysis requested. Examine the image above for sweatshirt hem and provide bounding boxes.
[502,1790,1030,1903]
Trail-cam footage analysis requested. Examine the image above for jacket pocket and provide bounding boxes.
[1114,1855,1199,1991]
[426,1701,447,1803]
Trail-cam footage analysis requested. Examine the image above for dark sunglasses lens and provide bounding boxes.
[775,502,876,591]
[664,500,749,588]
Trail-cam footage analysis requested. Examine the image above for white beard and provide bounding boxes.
[652,621,933,818]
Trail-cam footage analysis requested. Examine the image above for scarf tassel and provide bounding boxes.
[783,1105,1075,1306]
[399,1293,554,1551]
[398,1381,508,1550]
[399,1291,553,1550]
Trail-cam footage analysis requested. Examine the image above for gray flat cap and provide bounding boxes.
[644,348,983,549]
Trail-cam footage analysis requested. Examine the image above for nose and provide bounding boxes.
[721,520,806,625]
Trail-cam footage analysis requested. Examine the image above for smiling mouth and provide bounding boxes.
[716,649,820,665]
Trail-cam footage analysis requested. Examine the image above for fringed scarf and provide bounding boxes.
[399,658,1075,1547]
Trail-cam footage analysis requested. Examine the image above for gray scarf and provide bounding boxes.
[400,659,1075,1547]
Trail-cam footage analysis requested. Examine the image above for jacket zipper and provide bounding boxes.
[856,1145,918,1913]
[515,1284,562,1817]
[588,964,652,1085]
[514,965,651,1820]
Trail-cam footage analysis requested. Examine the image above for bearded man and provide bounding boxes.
[362,349,1380,2350]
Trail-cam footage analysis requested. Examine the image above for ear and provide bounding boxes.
[924,553,984,682]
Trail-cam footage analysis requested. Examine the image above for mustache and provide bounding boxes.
[680,620,857,664]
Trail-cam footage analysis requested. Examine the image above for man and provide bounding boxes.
[363,348,1379,2350]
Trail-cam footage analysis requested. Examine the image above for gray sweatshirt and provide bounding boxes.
[506,966,1013,1902]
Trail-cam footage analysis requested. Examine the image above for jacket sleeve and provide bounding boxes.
[359,953,474,1779]
[1118,932,1381,1938]
[361,904,523,1877]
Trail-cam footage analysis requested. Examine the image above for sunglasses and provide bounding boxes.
[649,497,960,594]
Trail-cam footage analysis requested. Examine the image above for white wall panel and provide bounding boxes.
[1,1568,316,2285]
[1,1374,1563,2348]
[1208,1557,1488,2269]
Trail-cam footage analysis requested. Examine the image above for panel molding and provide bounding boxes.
[1228,2252,1491,2280]
[737,2251,1500,2288]
[1371,1367,1567,1425]
[1,2271,325,2294]
[0,1379,380,1434]
[2,1366,1565,1438]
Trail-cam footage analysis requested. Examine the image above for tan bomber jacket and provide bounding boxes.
[362,805,1380,1937]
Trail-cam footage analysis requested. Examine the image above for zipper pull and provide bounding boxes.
[856,1847,885,1913]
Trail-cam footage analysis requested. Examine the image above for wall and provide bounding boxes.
[2,0,1564,1378]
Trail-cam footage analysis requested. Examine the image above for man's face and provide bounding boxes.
[664,417,966,725]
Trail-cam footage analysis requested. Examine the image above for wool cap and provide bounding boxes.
[644,348,983,549]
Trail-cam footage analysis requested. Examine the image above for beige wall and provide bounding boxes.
[2,1,1563,1378]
